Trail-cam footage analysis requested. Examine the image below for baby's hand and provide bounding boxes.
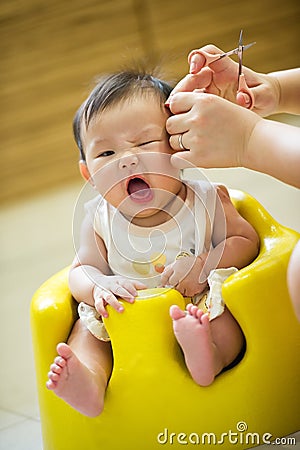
[93,276,147,318]
[161,256,207,297]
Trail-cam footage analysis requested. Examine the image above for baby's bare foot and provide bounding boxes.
[47,343,106,417]
[170,304,217,386]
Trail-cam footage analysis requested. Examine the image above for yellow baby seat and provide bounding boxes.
[31,190,300,450]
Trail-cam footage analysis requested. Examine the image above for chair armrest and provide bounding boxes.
[30,267,77,381]
[226,189,300,334]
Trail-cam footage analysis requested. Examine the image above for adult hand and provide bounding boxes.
[167,44,280,117]
[166,91,260,169]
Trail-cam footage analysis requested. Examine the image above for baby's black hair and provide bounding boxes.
[73,70,173,161]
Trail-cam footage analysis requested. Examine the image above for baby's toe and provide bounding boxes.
[54,356,66,368]
[170,305,186,320]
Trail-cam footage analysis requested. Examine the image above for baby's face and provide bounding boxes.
[82,94,184,224]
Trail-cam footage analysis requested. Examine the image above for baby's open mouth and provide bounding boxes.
[126,177,154,203]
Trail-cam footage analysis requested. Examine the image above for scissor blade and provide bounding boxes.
[239,29,243,47]
[238,30,243,76]
[219,38,256,61]
[243,41,256,51]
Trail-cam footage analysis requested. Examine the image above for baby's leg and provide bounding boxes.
[47,319,112,417]
[209,306,244,372]
[170,305,243,386]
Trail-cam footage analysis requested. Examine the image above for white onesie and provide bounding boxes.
[78,180,237,340]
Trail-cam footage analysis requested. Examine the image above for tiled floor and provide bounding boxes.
[1,168,299,449]
[0,183,79,450]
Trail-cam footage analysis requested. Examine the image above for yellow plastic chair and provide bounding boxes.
[31,190,300,450]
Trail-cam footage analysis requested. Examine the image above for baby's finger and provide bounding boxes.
[95,290,124,316]
[160,266,174,286]
[133,280,148,290]
[115,282,137,302]
[116,281,147,300]
[94,297,109,317]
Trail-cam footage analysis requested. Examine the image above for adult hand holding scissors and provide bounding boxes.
[166,31,300,187]
[168,31,284,117]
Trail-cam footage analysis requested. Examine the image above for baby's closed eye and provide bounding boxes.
[97,150,115,158]
[139,140,161,147]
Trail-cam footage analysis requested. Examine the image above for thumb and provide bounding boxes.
[171,152,198,170]
[168,70,212,97]
[236,91,253,109]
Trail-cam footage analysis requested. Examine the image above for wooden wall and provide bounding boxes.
[1,0,299,204]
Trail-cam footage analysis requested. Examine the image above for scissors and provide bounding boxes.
[236,29,255,109]
[188,30,256,108]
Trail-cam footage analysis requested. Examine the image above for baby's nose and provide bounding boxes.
[119,152,139,169]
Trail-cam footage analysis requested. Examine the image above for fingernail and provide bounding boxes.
[118,306,124,312]
[190,62,197,74]
[165,94,173,108]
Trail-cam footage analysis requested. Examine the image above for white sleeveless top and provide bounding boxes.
[85,180,218,288]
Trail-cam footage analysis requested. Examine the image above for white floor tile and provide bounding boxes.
[0,418,42,450]
[0,182,81,417]
[0,410,25,430]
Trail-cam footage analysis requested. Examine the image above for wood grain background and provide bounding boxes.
[1,0,299,204]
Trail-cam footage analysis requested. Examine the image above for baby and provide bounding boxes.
[47,70,259,416]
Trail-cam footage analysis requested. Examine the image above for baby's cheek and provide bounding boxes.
[93,162,120,195]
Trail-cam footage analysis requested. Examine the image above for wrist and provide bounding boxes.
[196,253,209,284]
[239,111,262,170]
[267,72,282,115]
[268,69,300,115]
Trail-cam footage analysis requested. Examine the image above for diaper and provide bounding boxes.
[193,267,238,320]
[78,302,110,342]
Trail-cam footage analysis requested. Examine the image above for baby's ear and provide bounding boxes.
[79,160,92,183]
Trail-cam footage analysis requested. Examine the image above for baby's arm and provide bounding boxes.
[161,186,259,296]
[69,214,146,316]
[203,185,259,274]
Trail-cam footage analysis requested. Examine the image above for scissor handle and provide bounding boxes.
[188,49,222,70]
[238,74,254,110]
